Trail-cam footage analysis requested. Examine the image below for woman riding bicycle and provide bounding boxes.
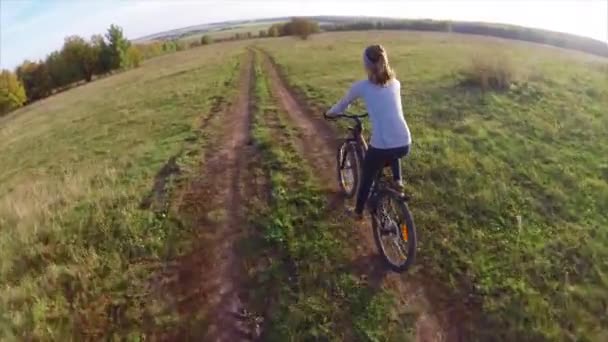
[326,44,411,220]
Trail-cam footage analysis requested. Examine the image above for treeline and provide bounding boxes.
[0,18,322,116]
[140,18,320,56]
[137,18,320,57]
[1,24,141,115]
[134,40,190,59]
[325,19,608,57]
[198,18,320,41]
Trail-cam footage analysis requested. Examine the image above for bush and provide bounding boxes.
[136,42,164,59]
[268,25,280,37]
[0,70,27,115]
[189,40,201,48]
[175,40,187,51]
[462,54,516,91]
[200,35,213,45]
[124,46,142,68]
[162,41,176,52]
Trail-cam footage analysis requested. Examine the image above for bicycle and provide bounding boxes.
[324,112,417,272]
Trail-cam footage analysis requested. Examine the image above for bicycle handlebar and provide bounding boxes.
[323,111,368,121]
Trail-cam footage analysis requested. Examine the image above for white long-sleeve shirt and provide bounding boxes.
[328,79,411,149]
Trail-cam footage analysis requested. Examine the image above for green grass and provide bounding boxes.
[0,43,245,339]
[244,51,412,340]
[258,31,608,341]
[180,22,277,43]
[3,28,607,340]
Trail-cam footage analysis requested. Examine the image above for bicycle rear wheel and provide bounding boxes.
[336,141,360,198]
[371,189,416,272]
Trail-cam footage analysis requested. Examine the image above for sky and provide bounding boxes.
[1,0,607,69]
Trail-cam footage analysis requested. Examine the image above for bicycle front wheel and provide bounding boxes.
[336,141,360,198]
[371,190,416,272]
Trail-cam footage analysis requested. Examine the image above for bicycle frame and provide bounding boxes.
[326,111,402,198]
[327,113,369,169]
[347,116,368,156]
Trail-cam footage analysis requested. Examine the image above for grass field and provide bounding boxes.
[180,22,276,43]
[2,29,607,340]
[0,42,246,339]
[258,31,608,340]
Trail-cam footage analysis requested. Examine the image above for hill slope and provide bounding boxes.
[0,42,246,338]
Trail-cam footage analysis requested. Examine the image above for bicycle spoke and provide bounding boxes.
[391,239,407,259]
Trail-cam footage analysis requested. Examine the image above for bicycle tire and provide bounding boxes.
[336,141,360,198]
[371,189,417,272]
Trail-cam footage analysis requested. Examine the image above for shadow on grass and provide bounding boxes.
[139,154,181,212]
[348,253,391,289]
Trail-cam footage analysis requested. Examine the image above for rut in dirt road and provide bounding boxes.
[171,51,259,341]
[200,51,256,342]
[260,51,455,342]
[259,54,339,192]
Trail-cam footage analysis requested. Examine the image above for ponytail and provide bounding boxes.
[364,45,395,86]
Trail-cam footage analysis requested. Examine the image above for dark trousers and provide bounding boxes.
[355,145,410,214]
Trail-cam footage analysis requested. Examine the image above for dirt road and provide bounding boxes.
[166,48,455,341]
[169,51,257,341]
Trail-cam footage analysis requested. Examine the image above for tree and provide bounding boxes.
[105,24,130,69]
[0,70,27,115]
[16,60,52,101]
[162,41,176,53]
[259,30,267,38]
[46,51,73,89]
[266,19,319,39]
[268,24,281,37]
[201,35,213,45]
[124,46,142,68]
[61,36,98,82]
[91,34,112,75]
[285,18,320,40]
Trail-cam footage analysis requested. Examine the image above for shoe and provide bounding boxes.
[345,207,363,221]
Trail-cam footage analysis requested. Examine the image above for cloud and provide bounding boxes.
[1,1,116,68]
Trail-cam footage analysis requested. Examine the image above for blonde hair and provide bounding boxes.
[364,44,395,86]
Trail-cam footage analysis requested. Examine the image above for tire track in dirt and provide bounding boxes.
[169,51,258,341]
[259,56,338,193]
[260,51,454,342]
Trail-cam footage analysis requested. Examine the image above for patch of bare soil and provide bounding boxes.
[162,51,259,341]
[261,51,460,342]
